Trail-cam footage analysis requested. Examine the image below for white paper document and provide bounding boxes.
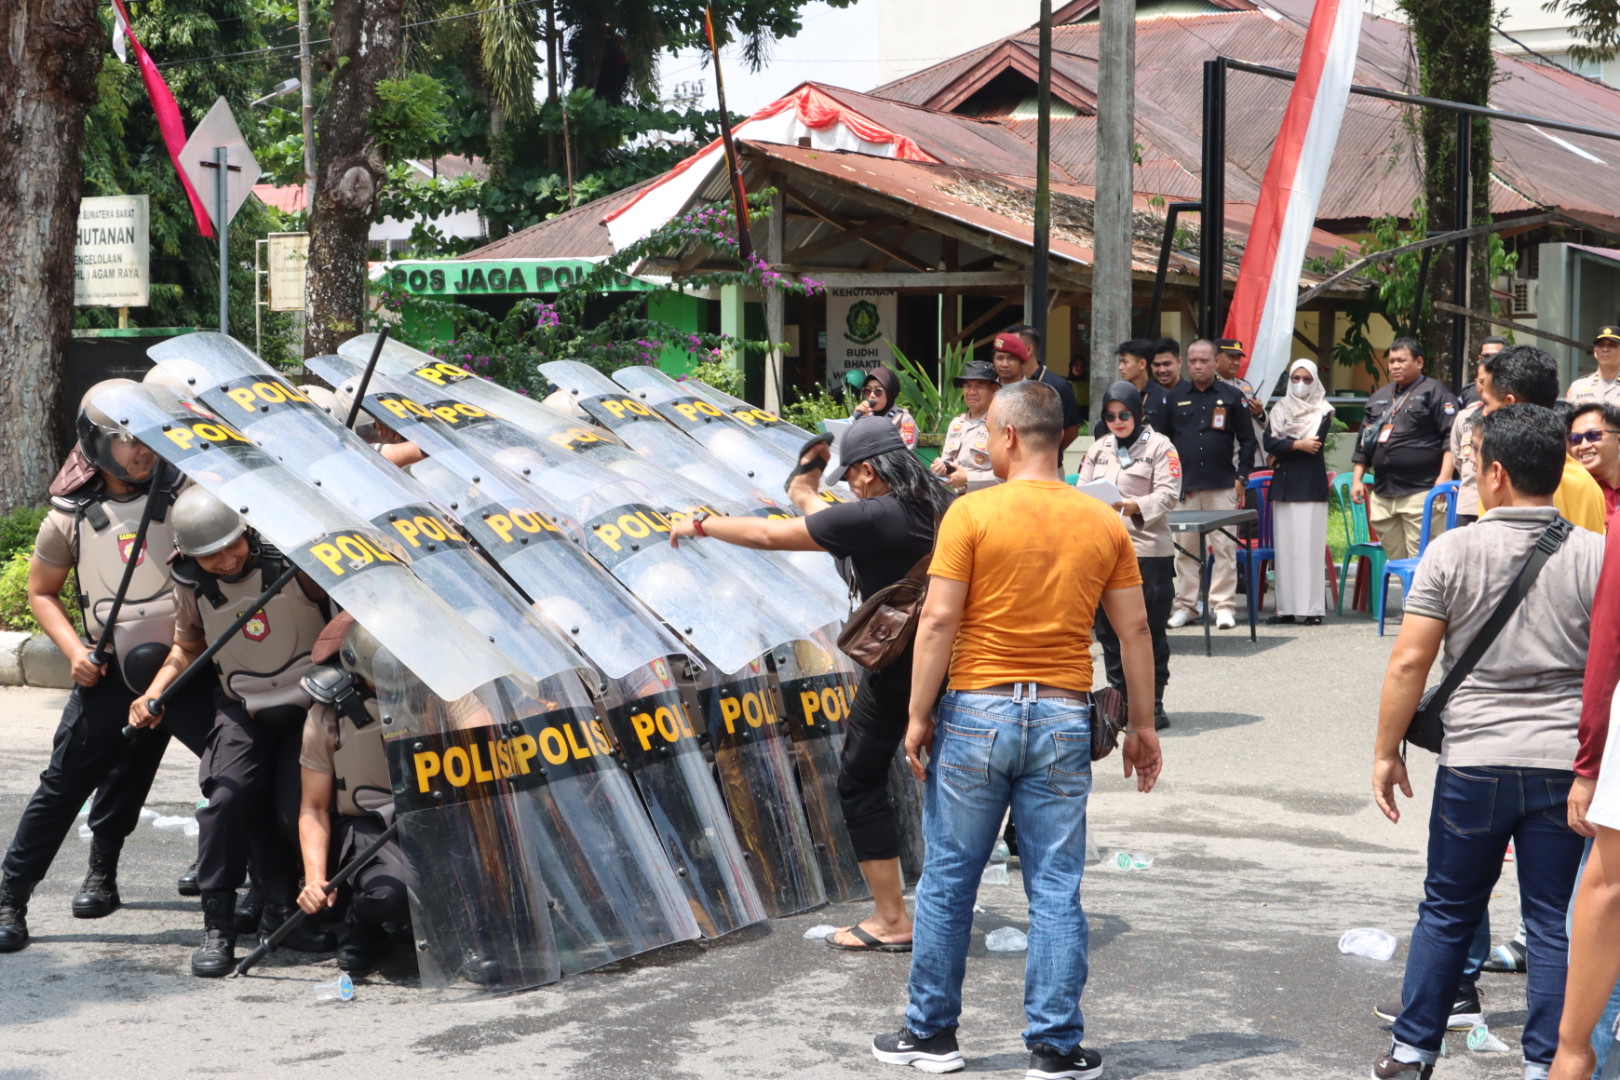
[1074,478,1123,506]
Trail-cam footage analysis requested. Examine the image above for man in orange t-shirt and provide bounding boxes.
[870,381,1163,1078]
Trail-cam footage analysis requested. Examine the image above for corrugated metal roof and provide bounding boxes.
[456,177,657,260]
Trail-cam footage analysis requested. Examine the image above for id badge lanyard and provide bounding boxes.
[1377,379,1422,445]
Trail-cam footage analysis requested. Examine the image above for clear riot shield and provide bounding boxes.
[680,376,822,456]
[148,334,592,691]
[599,664,766,937]
[611,366,800,492]
[768,634,869,905]
[377,658,701,982]
[682,658,826,918]
[304,355,691,682]
[93,382,515,702]
[889,749,927,887]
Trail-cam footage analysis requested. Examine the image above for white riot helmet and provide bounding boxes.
[142,366,189,394]
[338,620,386,686]
[76,379,144,482]
[171,486,246,557]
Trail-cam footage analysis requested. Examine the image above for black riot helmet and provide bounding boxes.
[76,379,150,484]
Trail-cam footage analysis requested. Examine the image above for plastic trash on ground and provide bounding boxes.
[138,807,158,821]
[981,863,1010,885]
[1085,835,1100,864]
[314,973,354,1002]
[1338,928,1397,961]
[182,819,199,838]
[152,815,191,830]
[985,927,1028,952]
[803,924,838,940]
[1467,1024,1509,1053]
[1110,852,1154,871]
[990,839,1011,863]
[77,823,93,840]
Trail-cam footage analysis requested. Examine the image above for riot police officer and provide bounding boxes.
[296,617,411,975]
[131,488,337,976]
[0,382,212,953]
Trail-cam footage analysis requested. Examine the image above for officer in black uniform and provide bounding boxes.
[131,488,337,976]
[1166,339,1259,629]
[0,382,213,953]
[1350,337,1457,562]
[297,616,412,975]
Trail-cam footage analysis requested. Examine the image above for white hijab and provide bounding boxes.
[1268,358,1334,440]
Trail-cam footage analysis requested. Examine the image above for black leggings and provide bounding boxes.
[836,660,912,863]
[1093,554,1174,702]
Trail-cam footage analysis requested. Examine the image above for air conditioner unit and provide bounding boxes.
[1512,277,1537,317]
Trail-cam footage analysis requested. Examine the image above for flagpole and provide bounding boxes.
[705,6,752,262]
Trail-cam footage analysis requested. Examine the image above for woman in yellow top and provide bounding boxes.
[1079,381,1182,730]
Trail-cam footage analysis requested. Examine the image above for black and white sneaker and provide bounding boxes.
[1372,984,1482,1031]
[872,1027,965,1073]
[1027,1042,1103,1080]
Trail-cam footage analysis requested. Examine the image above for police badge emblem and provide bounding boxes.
[241,609,271,642]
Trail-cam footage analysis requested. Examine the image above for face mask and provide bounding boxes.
[1289,380,1311,399]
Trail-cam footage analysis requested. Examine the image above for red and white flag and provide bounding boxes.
[108,0,215,238]
[1223,0,1361,400]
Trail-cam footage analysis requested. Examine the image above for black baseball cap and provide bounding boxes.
[1596,326,1620,344]
[824,416,907,485]
[953,360,999,386]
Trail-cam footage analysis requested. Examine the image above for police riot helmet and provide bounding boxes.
[142,366,188,394]
[76,379,144,482]
[299,384,342,417]
[338,620,386,685]
[171,486,247,557]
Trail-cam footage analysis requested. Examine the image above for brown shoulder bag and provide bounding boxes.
[836,551,933,671]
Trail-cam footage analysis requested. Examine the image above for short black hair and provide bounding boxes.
[1389,336,1425,360]
[1482,344,1560,408]
[1572,401,1620,431]
[1553,399,1578,429]
[1478,404,1565,497]
[1006,324,1041,362]
[1115,338,1157,362]
[1153,337,1180,358]
[1481,335,1509,349]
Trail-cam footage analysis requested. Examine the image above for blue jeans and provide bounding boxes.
[1393,766,1585,1068]
[904,687,1093,1051]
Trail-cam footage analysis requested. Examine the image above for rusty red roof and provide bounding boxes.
[457,178,658,260]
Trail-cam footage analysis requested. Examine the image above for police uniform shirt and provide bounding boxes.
[1565,372,1620,409]
[299,701,391,817]
[1351,375,1457,498]
[940,412,995,486]
[1166,380,1259,492]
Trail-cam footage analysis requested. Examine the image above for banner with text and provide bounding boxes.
[267,232,308,312]
[825,290,897,385]
[75,195,149,308]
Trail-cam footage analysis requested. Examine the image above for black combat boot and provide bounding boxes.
[72,837,123,918]
[192,889,237,977]
[337,910,390,975]
[260,882,336,953]
[176,859,200,897]
[0,878,35,953]
[234,874,263,935]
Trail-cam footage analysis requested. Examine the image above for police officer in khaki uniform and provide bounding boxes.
[0,383,213,953]
[1351,337,1458,561]
[131,488,337,976]
[931,360,999,491]
[297,616,410,975]
[1565,326,1620,409]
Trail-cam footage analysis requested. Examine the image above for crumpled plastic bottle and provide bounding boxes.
[985,927,1028,952]
[1467,1024,1509,1053]
[981,862,1010,885]
[1337,928,1397,961]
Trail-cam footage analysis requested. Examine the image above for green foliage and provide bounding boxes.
[370,73,453,160]
[889,341,971,434]
[783,385,849,431]
[684,356,746,399]
[1542,0,1619,64]
[0,555,39,634]
[0,508,47,564]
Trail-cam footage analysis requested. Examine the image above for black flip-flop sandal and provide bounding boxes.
[824,924,912,953]
[784,433,834,493]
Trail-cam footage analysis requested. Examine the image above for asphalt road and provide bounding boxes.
[0,613,1536,1079]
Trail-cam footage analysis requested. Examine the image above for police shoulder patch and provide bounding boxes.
[1443,402,1456,415]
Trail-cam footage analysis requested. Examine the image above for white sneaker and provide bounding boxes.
[1167,609,1192,629]
[1215,611,1236,630]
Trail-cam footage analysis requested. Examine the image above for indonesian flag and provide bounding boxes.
[108,0,215,238]
[1223,0,1360,400]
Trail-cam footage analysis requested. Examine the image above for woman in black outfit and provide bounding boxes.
[669,416,951,951]
[1262,358,1335,625]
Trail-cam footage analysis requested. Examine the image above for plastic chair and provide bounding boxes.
[1234,472,1274,626]
[1331,472,1385,615]
[1324,471,1340,606]
[1064,472,1079,485]
[1376,480,1460,636]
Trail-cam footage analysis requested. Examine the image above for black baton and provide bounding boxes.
[342,325,390,431]
[82,467,175,711]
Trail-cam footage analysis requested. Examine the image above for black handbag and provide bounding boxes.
[1404,517,1570,755]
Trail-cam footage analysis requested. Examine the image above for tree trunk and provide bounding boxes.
[1401,0,1494,388]
[0,0,104,511]
[304,0,403,358]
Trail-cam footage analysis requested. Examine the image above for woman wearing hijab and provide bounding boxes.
[851,367,919,449]
[1262,358,1335,625]
[1079,381,1181,729]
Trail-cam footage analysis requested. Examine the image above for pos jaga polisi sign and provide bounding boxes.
[75,195,150,308]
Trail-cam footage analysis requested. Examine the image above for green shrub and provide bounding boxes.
[0,552,79,635]
[784,384,849,431]
[0,507,46,563]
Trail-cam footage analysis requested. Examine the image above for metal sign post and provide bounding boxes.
[180,98,262,337]
[201,147,240,332]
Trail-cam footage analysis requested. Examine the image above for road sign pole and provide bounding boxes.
[216,146,229,333]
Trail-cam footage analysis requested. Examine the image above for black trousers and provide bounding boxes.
[334,815,410,925]
[836,658,912,863]
[194,693,303,893]
[2,660,213,885]
[1093,555,1175,702]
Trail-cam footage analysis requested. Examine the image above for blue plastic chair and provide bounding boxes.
[1377,480,1460,636]
[1234,472,1274,627]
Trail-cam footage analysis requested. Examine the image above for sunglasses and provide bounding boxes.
[1103,410,1133,423]
[862,386,885,397]
[1568,430,1620,445]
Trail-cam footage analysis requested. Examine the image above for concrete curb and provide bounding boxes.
[0,633,74,690]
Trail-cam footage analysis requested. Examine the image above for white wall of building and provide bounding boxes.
[1365,0,1617,85]
[878,0,1043,84]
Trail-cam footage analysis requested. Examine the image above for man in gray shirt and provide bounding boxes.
[1369,404,1602,1080]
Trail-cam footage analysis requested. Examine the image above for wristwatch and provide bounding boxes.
[692,512,711,537]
